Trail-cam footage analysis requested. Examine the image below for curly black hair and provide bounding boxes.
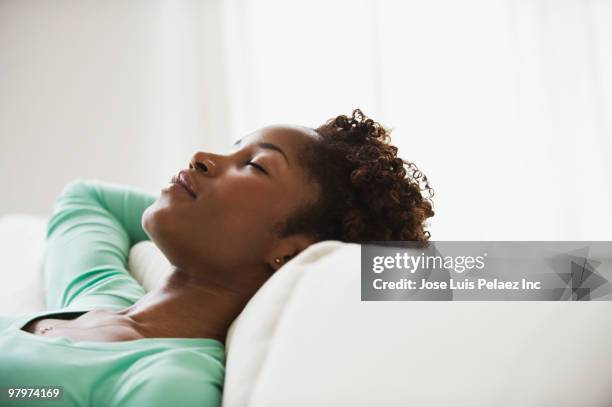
[279,108,434,243]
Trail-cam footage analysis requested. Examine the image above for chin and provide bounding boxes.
[142,202,175,244]
[142,203,191,268]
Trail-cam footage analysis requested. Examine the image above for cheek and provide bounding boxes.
[206,182,287,251]
[210,177,282,222]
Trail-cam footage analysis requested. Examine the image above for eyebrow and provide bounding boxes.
[233,139,289,165]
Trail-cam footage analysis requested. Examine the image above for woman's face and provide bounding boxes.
[142,125,320,288]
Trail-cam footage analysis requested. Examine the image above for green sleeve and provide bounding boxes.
[111,351,224,407]
[44,179,158,310]
[113,370,222,407]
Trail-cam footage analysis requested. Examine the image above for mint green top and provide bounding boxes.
[0,180,225,406]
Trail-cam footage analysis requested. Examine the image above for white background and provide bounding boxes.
[1,0,610,240]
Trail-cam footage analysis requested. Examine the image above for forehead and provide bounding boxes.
[236,125,320,150]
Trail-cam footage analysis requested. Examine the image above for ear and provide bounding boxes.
[267,233,317,271]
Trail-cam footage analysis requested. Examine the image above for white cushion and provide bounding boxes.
[0,214,48,315]
[219,241,612,407]
[222,240,347,407]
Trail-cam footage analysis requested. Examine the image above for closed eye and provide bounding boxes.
[247,161,269,175]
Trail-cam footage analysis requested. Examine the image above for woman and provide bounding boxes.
[0,109,433,406]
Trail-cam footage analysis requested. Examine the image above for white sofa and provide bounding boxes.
[1,214,612,407]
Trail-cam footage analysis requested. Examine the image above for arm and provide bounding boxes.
[44,179,158,310]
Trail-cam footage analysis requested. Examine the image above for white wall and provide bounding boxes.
[2,0,611,240]
[221,0,612,240]
[0,0,230,216]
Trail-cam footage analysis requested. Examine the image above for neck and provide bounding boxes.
[119,267,262,344]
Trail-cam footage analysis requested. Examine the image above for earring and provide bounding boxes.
[274,257,281,265]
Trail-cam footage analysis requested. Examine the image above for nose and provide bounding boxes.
[189,151,217,176]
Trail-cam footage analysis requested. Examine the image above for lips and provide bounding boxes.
[171,171,197,198]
